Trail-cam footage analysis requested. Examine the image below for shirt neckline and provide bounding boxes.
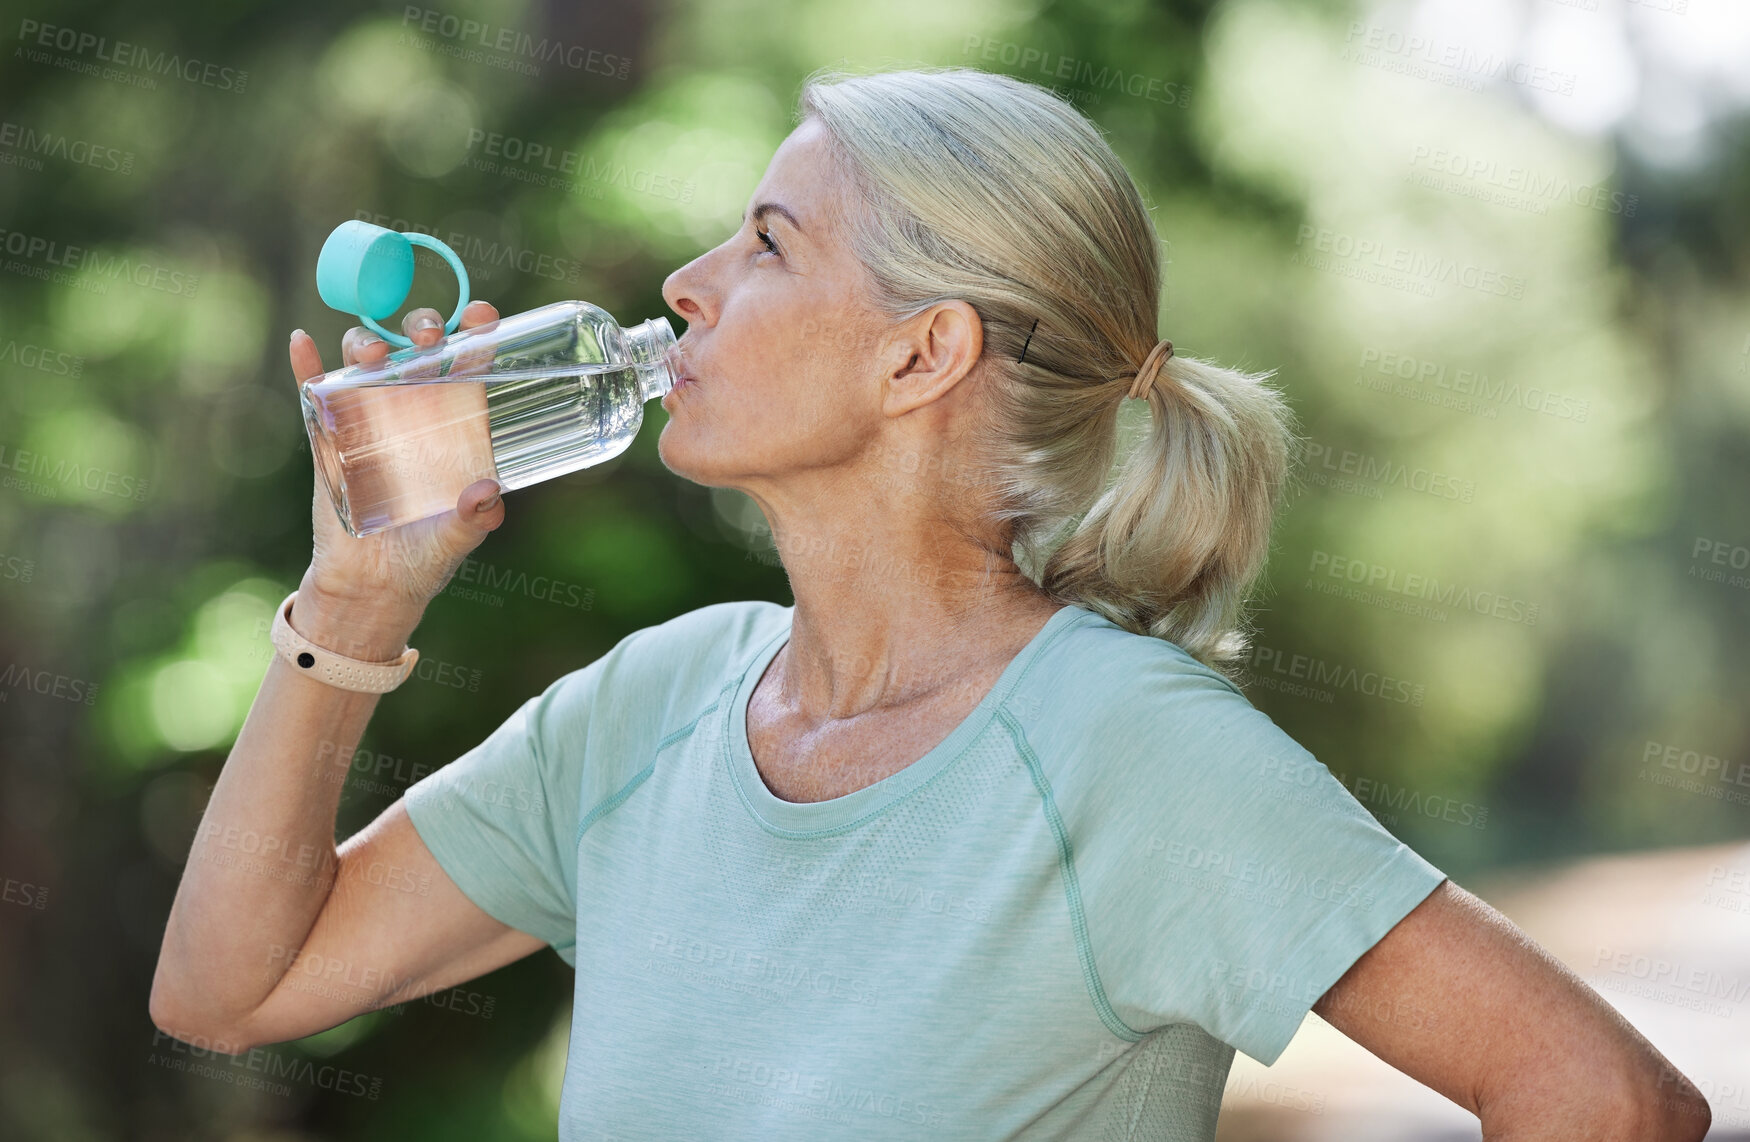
[724,602,1093,835]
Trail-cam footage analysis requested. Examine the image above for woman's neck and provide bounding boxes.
[771,541,1061,723]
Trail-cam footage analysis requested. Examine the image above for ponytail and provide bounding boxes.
[1034,351,1300,673]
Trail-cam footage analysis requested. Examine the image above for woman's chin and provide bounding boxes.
[654,425,709,482]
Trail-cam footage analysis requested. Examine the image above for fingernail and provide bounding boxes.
[414,315,440,333]
[290,328,305,343]
[475,492,500,513]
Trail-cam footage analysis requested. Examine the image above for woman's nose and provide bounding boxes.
[662,255,715,328]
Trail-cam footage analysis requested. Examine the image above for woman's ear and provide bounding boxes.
[883,300,984,415]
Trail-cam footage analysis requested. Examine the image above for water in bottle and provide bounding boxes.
[301,221,677,537]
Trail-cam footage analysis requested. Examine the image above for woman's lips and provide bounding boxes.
[663,372,697,405]
[668,344,697,393]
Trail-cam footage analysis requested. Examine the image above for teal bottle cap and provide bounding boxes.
[315,220,471,348]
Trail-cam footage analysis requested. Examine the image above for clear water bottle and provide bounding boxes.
[300,220,678,538]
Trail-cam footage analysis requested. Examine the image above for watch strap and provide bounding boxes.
[270,590,419,693]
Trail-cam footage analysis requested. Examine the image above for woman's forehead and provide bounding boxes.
[749,121,841,226]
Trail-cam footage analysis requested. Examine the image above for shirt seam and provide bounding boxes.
[571,696,721,852]
[566,608,783,849]
[998,706,1145,1045]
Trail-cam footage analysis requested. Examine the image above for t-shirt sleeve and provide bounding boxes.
[402,649,622,969]
[1070,656,1449,1067]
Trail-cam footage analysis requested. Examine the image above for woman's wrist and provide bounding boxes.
[290,573,426,663]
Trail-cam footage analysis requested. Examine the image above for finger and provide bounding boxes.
[447,478,505,542]
[449,301,501,377]
[403,307,445,348]
[342,326,389,368]
[457,300,499,330]
[460,477,501,514]
[289,329,325,386]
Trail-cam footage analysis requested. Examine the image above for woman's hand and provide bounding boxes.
[288,301,506,630]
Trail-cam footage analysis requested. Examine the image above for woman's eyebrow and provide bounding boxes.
[750,201,804,233]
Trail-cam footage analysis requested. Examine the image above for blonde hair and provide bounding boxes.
[799,67,1301,676]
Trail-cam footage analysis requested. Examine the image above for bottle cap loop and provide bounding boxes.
[315,220,471,348]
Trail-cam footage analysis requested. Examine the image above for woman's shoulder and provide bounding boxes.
[1015,610,1287,789]
[619,598,792,663]
[1026,608,1255,722]
[546,599,791,719]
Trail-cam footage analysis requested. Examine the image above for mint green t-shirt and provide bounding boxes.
[403,601,1446,1140]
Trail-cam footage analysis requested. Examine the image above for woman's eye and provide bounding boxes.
[755,226,779,255]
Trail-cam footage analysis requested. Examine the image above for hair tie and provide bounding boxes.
[1128,338,1174,401]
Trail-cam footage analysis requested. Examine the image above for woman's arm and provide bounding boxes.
[149,586,544,1052]
[151,301,533,1050]
[1312,879,1712,1141]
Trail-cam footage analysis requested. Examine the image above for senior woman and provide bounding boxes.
[152,68,1708,1139]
